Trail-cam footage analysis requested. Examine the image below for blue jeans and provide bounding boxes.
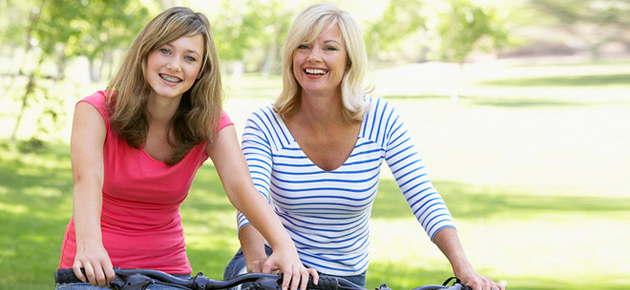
[223,246,366,288]
[54,274,192,290]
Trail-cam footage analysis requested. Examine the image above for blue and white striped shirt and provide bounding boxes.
[237,95,456,276]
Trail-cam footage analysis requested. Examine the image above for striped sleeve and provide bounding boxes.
[373,98,457,240]
[236,107,276,232]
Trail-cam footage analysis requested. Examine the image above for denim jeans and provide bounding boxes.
[54,274,192,290]
[223,246,366,289]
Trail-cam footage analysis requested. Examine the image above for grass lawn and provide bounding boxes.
[0,56,629,289]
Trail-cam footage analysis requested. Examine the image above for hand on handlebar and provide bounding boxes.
[457,271,504,290]
[262,248,319,290]
[72,242,116,287]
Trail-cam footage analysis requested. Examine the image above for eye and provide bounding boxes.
[185,56,196,62]
[325,46,338,51]
[297,44,310,49]
[159,48,170,54]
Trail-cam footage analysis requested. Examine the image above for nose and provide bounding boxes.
[167,58,182,72]
[306,49,322,63]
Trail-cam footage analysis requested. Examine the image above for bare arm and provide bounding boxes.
[433,227,504,290]
[238,224,268,273]
[207,125,317,290]
[70,102,115,287]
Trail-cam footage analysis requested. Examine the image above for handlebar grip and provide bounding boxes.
[54,268,84,284]
[308,276,339,290]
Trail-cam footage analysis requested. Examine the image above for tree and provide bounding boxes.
[364,0,426,61]
[528,0,630,56]
[1,0,159,143]
[212,0,292,80]
[426,0,509,102]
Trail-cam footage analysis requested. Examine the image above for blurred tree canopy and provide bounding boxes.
[0,0,159,143]
[2,0,629,142]
[528,0,630,56]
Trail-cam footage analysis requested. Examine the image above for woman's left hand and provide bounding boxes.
[458,270,505,290]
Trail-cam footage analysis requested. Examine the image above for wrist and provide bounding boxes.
[453,263,475,279]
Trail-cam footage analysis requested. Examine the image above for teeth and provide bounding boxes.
[305,68,327,75]
[160,74,182,83]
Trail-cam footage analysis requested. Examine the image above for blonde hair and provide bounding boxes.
[106,6,223,165]
[275,3,369,122]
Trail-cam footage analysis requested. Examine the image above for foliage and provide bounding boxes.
[426,0,510,64]
[364,0,426,58]
[527,0,630,55]
[39,0,159,81]
[211,0,292,76]
[0,0,159,143]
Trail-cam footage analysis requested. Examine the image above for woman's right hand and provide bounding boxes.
[263,247,319,290]
[72,242,115,287]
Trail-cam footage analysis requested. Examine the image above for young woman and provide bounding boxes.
[56,7,314,290]
[224,3,504,290]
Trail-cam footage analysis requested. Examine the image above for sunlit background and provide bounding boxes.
[0,0,629,289]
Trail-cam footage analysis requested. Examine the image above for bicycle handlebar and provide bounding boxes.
[54,268,470,290]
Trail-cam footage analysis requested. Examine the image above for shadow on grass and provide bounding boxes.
[478,74,630,87]
[372,179,630,221]
[466,97,585,108]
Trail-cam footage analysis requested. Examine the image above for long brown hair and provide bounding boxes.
[106,6,223,165]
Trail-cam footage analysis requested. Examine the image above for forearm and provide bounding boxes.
[229,184,294,252]
[72,179,104,248]
[239,224,268,272]
[433,227,475,277]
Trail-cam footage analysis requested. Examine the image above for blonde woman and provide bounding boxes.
[56,7,314,290]
[224,3,504,290]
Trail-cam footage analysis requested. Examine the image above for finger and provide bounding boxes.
[308,269,319,285]
[298,268,312,290]
[82,263,97,286]
[290,268,301,290]
[493,282,505,290]
[72,262,86,282]
[94,266,107,288]
[281,268,292,290]
[104,261,116,284]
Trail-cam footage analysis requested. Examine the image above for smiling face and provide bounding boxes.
[292,23,348,98]
[145,34,205,101]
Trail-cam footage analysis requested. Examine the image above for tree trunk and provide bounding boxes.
[11,56,44,141]
[261,19,282,80]
[450,63,464,103]
[89,56,102,83]
[18,0,47,75]
[230,61,244,87]
[56,44,67,81]
[106,50,114,80]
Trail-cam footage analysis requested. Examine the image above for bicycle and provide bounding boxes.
[54,267,471,290]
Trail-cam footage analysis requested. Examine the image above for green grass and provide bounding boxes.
[478,74,630,87]
[1,57,630,289]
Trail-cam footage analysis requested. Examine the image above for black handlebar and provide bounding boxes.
[54,268,470,290]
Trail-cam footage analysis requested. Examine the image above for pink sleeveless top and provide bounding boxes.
[59,91,233,274]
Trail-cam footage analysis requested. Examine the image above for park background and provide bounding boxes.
[0,0,629,289]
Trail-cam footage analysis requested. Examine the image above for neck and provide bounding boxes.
[146,95,181,126]
[298,91,346,130]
